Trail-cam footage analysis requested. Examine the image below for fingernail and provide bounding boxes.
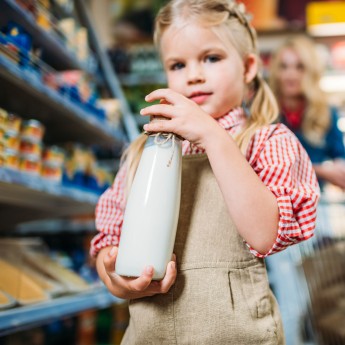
[146,266,153,275]
[140,109,144,115]
[109,246,116,257]
[143,124,148,130]
[145,95,149,101]
[171,261,176,270]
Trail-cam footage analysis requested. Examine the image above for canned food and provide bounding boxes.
[19,139,42,157]
[4,149,19,170]
[21,119,45,142]
[7,113,21,134]
[0,108,8,129]
[43,146,65,165]
[20,154,41,175]
[0,127,5,141]
[0,140,4,154]
[41,161,62,182]
[0,153,5,167]
[3,131,20,151]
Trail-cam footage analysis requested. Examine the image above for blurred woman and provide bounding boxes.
[270,35,345,189]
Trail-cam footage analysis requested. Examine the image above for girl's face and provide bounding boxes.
[160,22,248,119]
[276,47,305,99]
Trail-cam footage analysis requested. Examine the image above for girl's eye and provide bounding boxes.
[170,62,185,70]
[279,62,288,71]
[205,55,221,63]
[296,63,304,71]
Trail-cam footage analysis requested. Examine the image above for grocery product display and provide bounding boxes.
[0,0,134,341]
[1,0,345,344]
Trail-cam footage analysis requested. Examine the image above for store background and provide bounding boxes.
[0,0,344,344]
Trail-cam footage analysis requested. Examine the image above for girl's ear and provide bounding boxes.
[244,54,258,84]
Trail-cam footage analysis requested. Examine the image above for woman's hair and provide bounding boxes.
[269,35,330,145]
[123,0,278,196]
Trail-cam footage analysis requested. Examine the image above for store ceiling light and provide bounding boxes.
[307,2,345,37]
[308,23,345,37]
[320,74,345,93]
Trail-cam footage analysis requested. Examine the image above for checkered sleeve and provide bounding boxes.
[246,124,320,258]
[90,164,127,257]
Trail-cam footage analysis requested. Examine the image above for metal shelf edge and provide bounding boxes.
[0,167,99,205]
[0,286,123,336]
[0,55,122,144]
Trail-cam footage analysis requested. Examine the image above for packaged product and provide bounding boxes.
[6,113,21,134]
[19,139,42,157]
[21,119,45,143]
[4,149,19,170]
[20,154,41,176]
[41,161,63,182]
[3,130,20,151]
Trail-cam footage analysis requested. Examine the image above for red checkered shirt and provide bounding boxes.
[90,107,320,258]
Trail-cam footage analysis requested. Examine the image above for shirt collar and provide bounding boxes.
[216,107,245,130]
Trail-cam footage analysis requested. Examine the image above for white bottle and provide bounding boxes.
[115,128,182,280]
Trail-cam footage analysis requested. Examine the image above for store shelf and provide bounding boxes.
[0,286,123,336]
[0,0,89,72]
[119,72,166,86]
[0,55,125,145]
[0,167,98,229]
[16,218,96,234]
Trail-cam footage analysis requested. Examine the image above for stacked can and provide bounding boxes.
[19,119,45,176]
[0,108,22,170]
[42,145,65,182]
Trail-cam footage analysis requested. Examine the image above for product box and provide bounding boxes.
[0,238,91,310]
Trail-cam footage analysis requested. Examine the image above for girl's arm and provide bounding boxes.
[203,126,279,255]
[142,89,319,257]
[142,89,278,254]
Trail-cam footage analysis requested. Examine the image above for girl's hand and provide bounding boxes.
[140,88,219,149]
[102,246,177,300]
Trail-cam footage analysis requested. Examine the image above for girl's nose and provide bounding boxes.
[187,65,205,84]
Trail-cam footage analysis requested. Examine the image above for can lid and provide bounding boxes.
[22,119,44,129]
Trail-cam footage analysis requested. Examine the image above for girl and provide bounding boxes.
[91,1,319,344]
[269,35,345,189]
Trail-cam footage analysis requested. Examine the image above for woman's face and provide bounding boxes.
[276,47,305,99]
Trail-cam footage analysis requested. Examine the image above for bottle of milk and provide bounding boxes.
[115,121,182,280]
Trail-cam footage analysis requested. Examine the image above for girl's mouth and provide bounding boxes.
[189,92,212,104]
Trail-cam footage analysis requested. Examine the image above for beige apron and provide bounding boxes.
[121,154,285,345]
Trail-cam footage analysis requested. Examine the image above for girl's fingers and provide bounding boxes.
[140,104,175,118]
[145,88,182,104]
[157,261,177,293]
[128,266,155,292]
[103,247,177,297]
[143,119,175,134]
[160,98,170,105]
[103,246,118,276]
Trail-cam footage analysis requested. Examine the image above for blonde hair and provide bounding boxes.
[269,35,330,145]
[123,0,278,195]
